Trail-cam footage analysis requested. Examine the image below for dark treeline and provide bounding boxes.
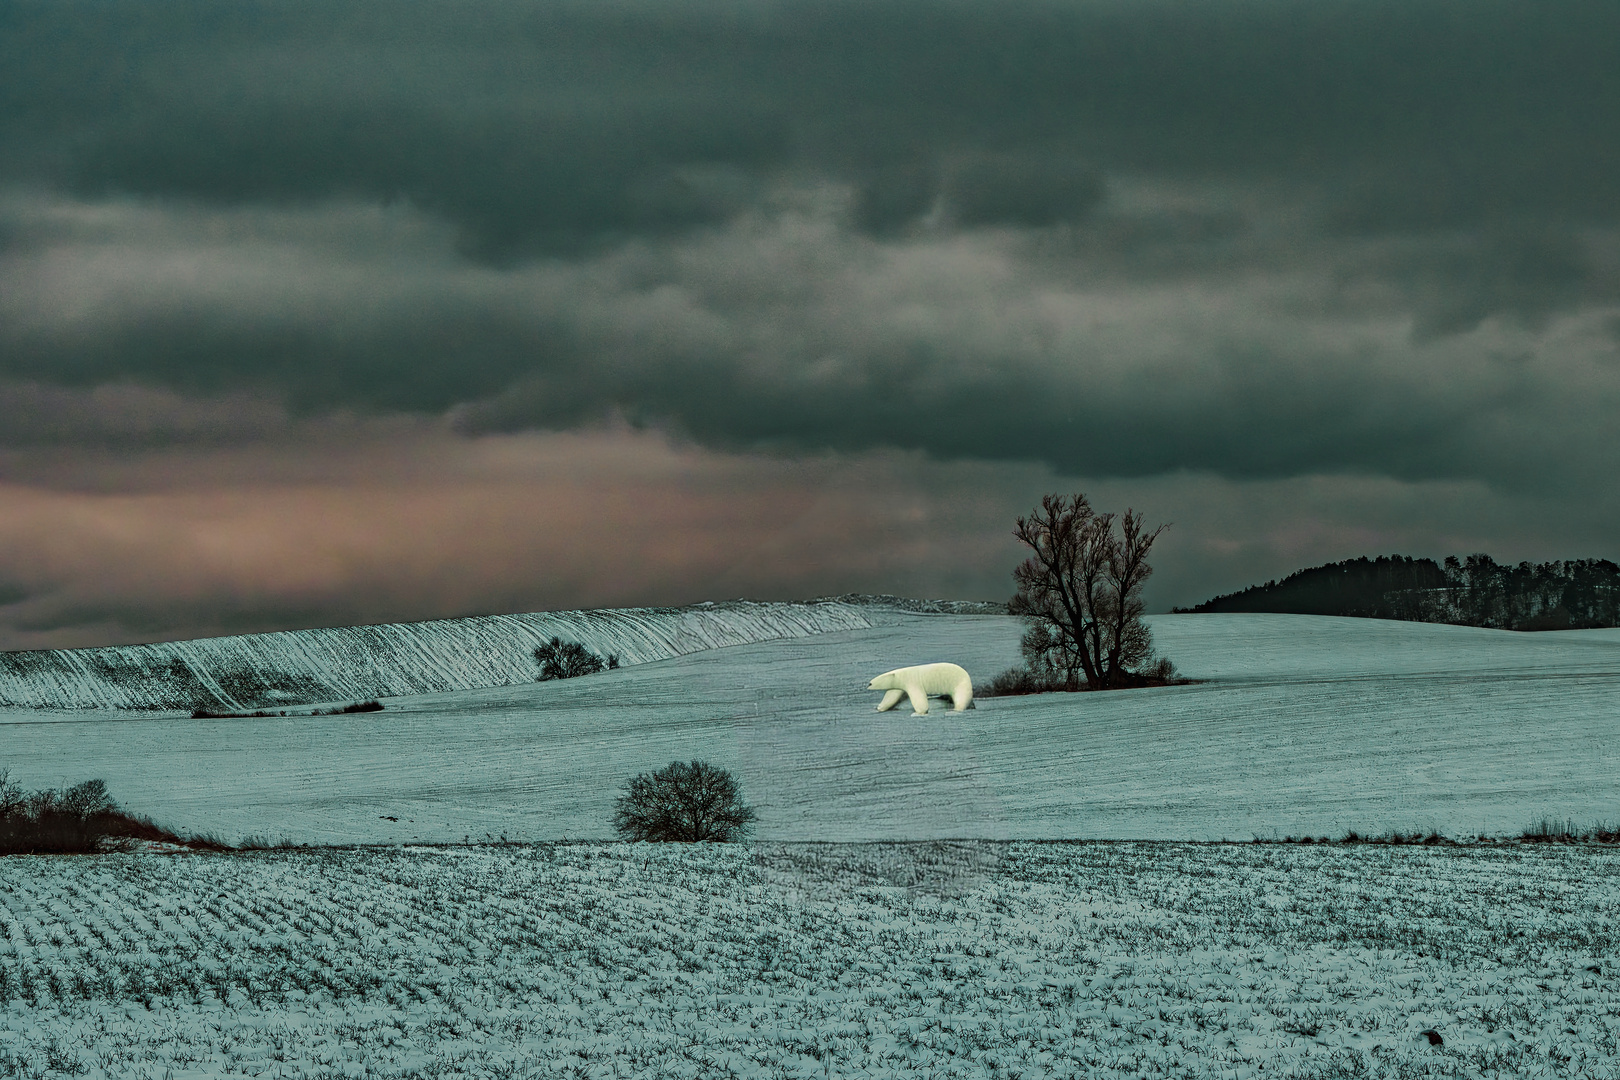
[1181,554,1620,631]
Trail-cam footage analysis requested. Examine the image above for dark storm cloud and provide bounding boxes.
[3,0,1619,489]
[1374,227,1596,340]
[2,0,798,256]
[9,191,1616,495]
[0,381,286,447]
[10,0,1618,239]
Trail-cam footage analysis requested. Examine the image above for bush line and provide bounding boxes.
[191,700,383,719]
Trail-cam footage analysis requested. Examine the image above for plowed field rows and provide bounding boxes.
[3,842,1619,1078]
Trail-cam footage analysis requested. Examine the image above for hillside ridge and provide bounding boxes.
[0,597,959,711]
[1182,554,1620,631]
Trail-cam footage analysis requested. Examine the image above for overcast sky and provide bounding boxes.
[1,0,1617,648]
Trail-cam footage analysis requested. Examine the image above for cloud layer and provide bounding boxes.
[1,0,1617,645]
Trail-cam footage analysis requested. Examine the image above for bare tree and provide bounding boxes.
[534,637,616,681]
[1008,493,1172,690]
[612,760,756,843]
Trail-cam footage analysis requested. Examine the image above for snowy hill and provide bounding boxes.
[4,611,1619,843]
[0,599,887,710]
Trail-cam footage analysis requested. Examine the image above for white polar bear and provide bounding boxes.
[868,662,975,714]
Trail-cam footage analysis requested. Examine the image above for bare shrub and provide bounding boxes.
[613,760,755,843]
[319,700,383,715]
[1,774,118,854]
[535,637,615,681]
[978,667,1067,697]
[0,769,226,855]
[192,700,383,719]
[1523,818,1620,843]
[236,834,300,850]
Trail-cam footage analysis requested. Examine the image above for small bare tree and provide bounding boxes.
[612,760,756,843]
[1008,493,1173,690]
[534,637,616,681]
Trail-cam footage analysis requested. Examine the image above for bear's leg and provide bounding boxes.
[906,685,929,715]
[950,682,974,711]
[876,688,905,712]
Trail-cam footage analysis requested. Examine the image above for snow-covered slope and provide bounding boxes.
[0,600,879,710]
[1151,612,1620,681]
[5,612,1618,843]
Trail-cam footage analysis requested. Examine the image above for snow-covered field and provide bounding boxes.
[3,841,1617,1078]
[0,600,887,711]
[5,612,1620,1077]
[2,612,1617,843]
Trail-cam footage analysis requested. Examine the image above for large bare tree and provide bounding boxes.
[1009,493,1170,690]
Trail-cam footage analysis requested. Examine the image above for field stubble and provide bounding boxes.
[2,841,1618,1078]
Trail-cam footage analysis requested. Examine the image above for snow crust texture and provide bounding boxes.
[2,842,1617,1078]
[0,600,875,710]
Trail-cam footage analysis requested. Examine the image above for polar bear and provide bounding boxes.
[868,662,974,714]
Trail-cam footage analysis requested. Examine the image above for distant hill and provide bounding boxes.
[1178,556,1448,620]
[0,598,934,712]
[1180,554,1620,632]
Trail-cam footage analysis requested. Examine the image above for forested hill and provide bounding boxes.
[1180,554,1620,631]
